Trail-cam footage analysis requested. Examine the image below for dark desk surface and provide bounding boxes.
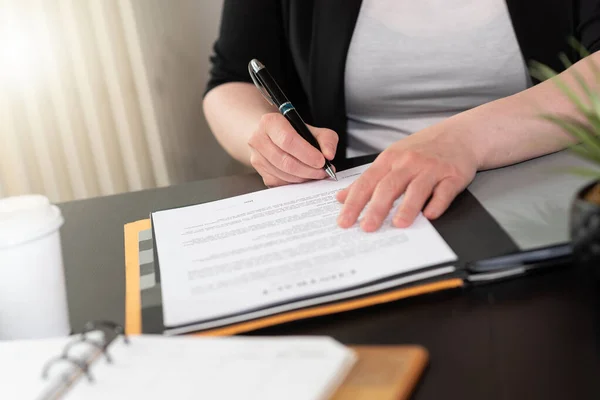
[58,153,600,400]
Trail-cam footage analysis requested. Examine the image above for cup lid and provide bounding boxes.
[0,195,64,249]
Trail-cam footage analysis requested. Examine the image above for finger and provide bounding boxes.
[261,171,288,188]
[336,183,353,203]
[250,151,306,184]
[393,175,438,228]
[361,171,413,232]
[262,114,326,169]
[250,133,327,180]
[423,178,464,220]
[337,165,389,228]
[311,127,339,160]
[336,189,347,203]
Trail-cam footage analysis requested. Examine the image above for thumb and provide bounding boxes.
[310,127,339,160]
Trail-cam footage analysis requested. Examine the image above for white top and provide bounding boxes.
[344,0,531,157]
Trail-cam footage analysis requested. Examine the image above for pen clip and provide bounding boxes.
[248,59,274,106]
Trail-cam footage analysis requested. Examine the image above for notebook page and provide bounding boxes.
[0,331,104,400]
[67,335,356,400]
[152,164,457,327]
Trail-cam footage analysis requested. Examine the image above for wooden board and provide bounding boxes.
[333,346,428,400]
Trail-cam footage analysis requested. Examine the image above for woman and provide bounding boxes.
[203,0,600,232]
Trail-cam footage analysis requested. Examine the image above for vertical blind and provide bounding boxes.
[0,0,169,202]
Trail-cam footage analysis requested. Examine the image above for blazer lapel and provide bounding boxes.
[504,0,574,77]
[309,0,362,161]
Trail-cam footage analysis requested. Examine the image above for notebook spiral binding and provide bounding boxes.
[41,320,130,387]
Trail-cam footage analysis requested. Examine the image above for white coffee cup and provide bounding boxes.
[0,195,71,340]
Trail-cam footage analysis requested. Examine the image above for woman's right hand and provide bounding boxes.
[248,113,339,187]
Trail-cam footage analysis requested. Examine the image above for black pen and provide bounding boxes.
[248,59,337,181]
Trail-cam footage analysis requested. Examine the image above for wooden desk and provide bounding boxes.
[58,151,600,400]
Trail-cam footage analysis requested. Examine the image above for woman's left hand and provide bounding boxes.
[336,126,479,232]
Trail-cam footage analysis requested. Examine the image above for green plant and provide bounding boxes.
[529,38,600,182]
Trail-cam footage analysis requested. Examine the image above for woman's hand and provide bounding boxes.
[336,126,478,232]
[248,113,339,187]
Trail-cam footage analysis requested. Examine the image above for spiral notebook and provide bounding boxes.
[1,322,356,400]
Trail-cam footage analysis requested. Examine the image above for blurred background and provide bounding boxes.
[0,0,248,203]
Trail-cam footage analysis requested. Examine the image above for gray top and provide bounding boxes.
[344,0,531,156]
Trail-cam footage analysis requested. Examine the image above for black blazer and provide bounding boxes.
[206,0,600,163]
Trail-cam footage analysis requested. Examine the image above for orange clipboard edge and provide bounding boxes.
[124,219,464,336]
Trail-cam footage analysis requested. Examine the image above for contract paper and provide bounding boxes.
[152,164,457,329]
[67,335,355,400]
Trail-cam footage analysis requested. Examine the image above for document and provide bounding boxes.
[0,334,354,400]
[67,335,356,400]
[0,332,105,400]
[152,164,457,330]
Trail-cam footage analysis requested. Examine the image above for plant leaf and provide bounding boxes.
[563,166,600,179]
[567,36,600,84]
[569,144,600,165]
[549,165,600,178]
[558,52,573,69]
[542,114,600,154]
[584,112,600,143]
[565,59,595,102]
[535,39,600,173]
[589,93,600,120]
[529,60,558,81]
[549,53,595,110]
[567,37,590,58]
[530,61,590,115]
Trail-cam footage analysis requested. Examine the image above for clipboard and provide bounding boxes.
[124,219,463,336]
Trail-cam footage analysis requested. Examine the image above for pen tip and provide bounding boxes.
[325,165,337,181]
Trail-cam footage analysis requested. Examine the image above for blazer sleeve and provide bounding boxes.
[204,0,287,96]
[578,0,600,53]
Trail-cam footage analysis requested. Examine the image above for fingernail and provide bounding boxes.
[424,209,438,220]
[337,213,352,228]
[393,212,408,227]
[361,217,377,232]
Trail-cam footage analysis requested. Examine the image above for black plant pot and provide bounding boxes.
[570,180,600,273]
